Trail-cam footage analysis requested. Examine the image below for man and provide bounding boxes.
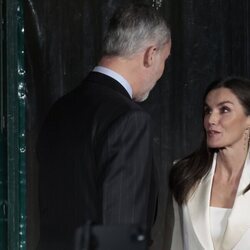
[37,3,171,249]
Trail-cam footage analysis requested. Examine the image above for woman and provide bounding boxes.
[169,77,250,250]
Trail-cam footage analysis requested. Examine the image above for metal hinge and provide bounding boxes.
[1,201,7,218]
[1,115,5,131]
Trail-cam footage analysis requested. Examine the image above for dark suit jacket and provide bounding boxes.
[36,72,157,249]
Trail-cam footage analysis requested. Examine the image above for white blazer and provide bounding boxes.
[171,152,250,250]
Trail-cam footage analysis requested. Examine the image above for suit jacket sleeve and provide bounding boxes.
[96,110,154,228]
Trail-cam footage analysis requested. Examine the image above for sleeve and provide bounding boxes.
[96,110,154,228]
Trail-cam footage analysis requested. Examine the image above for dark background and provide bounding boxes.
[24,0,250,249]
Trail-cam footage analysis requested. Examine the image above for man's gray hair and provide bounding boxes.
[103,4,171,57]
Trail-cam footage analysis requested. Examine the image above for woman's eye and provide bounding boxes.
[220,106,230,113]
[204,107,211,114]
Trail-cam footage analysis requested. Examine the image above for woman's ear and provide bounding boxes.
[247,116,250,127]
[143,46,157,68]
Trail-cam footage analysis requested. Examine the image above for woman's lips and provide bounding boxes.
[207,130,221,136]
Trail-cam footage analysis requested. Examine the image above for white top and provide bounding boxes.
[210,206,231,249]
[93,66,133,98]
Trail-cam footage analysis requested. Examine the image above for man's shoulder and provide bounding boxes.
[84,71,132,100]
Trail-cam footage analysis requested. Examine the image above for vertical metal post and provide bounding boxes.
[0,0,8,248]
[17,1,26,248]
[5,0,26,249]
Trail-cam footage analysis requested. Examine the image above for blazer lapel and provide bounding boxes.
[221,152,250,250]
[186,154,217,249]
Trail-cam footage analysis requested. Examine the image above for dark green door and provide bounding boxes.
[0,0,8,248]
[1,0,26,249]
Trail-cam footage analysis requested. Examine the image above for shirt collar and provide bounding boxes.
[93,66,133,98]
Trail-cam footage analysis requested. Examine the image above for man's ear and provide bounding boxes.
[143,46,157,68]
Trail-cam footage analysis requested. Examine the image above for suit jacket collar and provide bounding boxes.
[187,152,250,250]
[221,151,250,250]
[186,154,216,249]
[85,71,132,99]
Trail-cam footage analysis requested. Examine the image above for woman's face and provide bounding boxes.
[204,87,250,149]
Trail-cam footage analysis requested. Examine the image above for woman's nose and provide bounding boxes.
[208,112,218,125]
